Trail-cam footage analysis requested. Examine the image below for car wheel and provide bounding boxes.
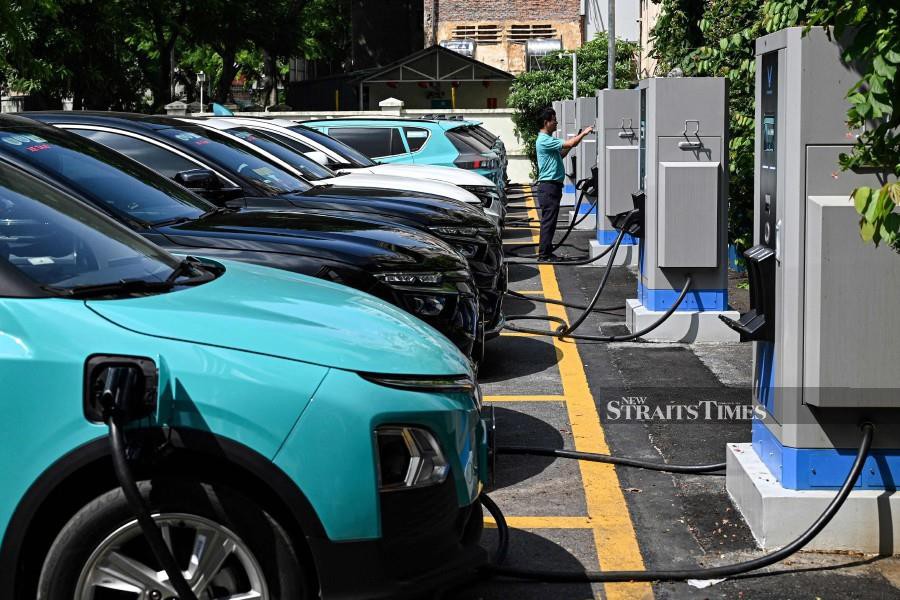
[37,479,312,600]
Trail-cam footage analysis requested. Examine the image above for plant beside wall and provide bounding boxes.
[507,33,639,177]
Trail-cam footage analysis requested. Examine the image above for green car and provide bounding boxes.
[0,162,491,598]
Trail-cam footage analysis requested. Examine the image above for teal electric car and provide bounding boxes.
[0,163,490,598]
[302,118,504,190]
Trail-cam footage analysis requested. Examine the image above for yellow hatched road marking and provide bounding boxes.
[483,395,567,403]
[499,331,543,338]
[524,193,652,600]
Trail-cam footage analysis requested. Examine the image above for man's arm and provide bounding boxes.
[560,126,594,157]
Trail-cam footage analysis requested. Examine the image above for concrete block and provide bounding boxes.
[624,298,740,342]
[726,443,900,554]
[588,239,639,267]
[568,210,596,230]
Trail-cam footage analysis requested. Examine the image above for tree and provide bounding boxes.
[651,0,900,251]
[508,33,639,176]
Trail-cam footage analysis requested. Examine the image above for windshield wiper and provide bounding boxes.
[42,278,176,299]
[199,206,233,218]
[153,215,196,227]
[43,258,216,298]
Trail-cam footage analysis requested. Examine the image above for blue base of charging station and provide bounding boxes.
[597,229,637,245]
[637,283,727,311]
[563,183,576,195]
[752,420,900,490]
[576,202,596,215]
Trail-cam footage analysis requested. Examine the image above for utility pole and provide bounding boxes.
[608,0,615,89]
[562,52,578,99]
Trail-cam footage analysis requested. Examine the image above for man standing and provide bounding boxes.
[534,106,593,261]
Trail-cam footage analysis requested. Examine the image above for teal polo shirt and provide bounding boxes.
[536,132,565,182]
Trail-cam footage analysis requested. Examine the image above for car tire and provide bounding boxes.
[37,478,312,600]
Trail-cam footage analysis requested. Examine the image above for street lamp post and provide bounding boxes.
[197,71,207,112]
[561,52,577,100]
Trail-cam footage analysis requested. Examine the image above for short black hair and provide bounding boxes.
[537,107,556,130]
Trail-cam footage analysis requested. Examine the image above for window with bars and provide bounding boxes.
[452,24,501,44]
[507,24,557,42]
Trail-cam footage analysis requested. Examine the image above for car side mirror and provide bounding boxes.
[174,168,221,191]
[83,355,158,424]
[304,151,331,167]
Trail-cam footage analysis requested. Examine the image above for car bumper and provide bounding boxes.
[310,483,487,599]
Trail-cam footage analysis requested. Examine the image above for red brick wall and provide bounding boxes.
[433,0,581,22]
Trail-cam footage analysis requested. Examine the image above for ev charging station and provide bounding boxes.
[624,77,740,342]
[589,88,641,266]
[559,99,578,206]
[569,96,598,229]
[724,27,900,553]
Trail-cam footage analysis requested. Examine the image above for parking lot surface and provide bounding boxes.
[450,186,900,600]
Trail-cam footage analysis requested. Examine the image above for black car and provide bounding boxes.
[25,112,507,339]
[0,115,483,357]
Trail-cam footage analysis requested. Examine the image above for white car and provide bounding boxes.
[195,117,505,225]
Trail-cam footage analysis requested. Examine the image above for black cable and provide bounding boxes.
[504,289,623,314]
[497,446,725,473]
[483,423,874,583]
[505,182,595,258]
[505,218,633,336]
[479,494,508,565]
[109,418,199,600]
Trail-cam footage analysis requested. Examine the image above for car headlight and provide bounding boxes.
[360,372,475,392]
[375,271,443,285]
[454,243,479,258]
[460,185,501,208]
[376,426,449,491]
[429,226,479,237]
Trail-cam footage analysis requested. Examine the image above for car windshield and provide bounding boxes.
[289,125,377,168]
[0,126,212,225]
[223,127,335,181]
[156,125,312,195]
[0,165,180,290]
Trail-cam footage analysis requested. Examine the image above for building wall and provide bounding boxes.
[638,0,661,77]
[351,0,424,69]
[425,0,584,74]
[364,81,511,110]
[583,0,640,42]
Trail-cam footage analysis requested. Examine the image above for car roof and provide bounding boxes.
[300,117,472,131]
[20,111,191,131]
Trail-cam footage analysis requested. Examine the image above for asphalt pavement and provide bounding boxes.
[449,187,900,600]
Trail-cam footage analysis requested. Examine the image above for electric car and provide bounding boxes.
[301,117,505,190]
[188,116,506,227]
[0,115,482,357]
[26,112,508,340]
[196,117,506,224]
[0,161,490,599]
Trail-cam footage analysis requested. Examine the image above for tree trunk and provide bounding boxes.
[262,49,278,106]
[215,47,237,103]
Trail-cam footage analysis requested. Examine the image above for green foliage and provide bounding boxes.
[0,0,348,111]
[649,0,763,251]
[507,33,639,176]
[653,0,900,251]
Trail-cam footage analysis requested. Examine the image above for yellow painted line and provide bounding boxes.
[524,194,651,600]
[486,516,594,529]
[483,394,567,403]
[512,290,544,295]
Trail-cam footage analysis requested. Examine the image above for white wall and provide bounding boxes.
[583,0,640,42]
[235,107,532,184]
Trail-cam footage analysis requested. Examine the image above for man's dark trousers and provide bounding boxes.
[536,181,563,257]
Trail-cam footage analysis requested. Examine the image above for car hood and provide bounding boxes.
[87,259,472,375]
[321,173,480,205]
[159,209,466,272]
[364,163,498,188]
[292,186,492,227]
